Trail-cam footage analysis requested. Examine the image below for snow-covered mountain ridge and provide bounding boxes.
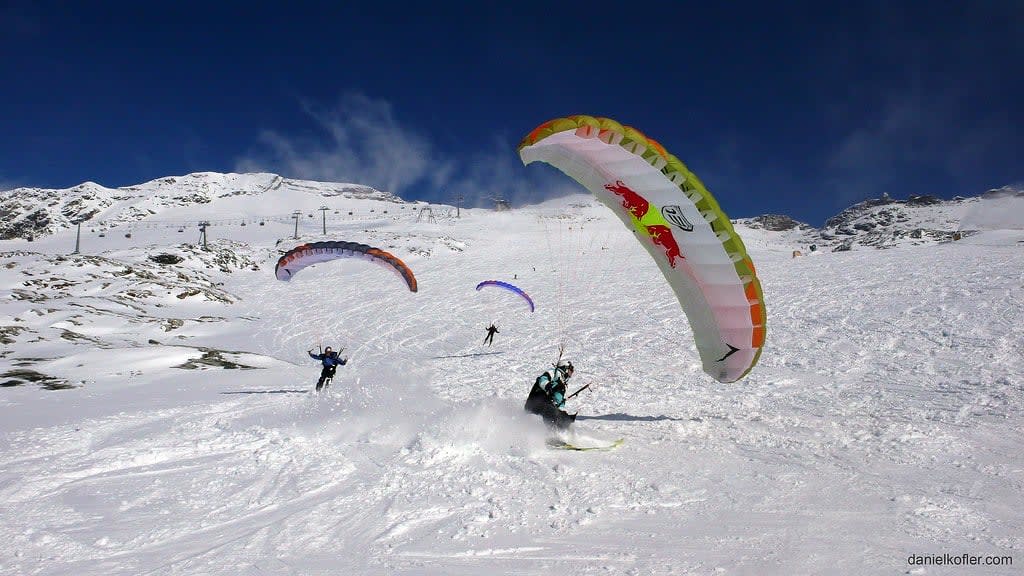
[739,187,1024,251]
[0,172,403,240]
[5,172,1020,253]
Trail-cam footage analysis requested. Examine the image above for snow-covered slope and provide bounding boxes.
[1,177,1022,575]
[960,187,1024,232]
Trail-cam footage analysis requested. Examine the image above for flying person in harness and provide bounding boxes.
[524,360,577,430]
[483,323,499,346]
[308,346,348,391]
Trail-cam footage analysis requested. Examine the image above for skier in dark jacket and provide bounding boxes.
[483,323,499,346]
[308,346,348,391]
[524,361,576,430]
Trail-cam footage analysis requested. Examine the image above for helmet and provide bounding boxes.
[558,361,574,378]
[325,346,333,353]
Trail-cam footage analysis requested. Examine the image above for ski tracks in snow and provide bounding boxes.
[0,394,364,575]
[3,206,1023,575]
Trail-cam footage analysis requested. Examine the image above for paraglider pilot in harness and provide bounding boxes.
[483,323,499,346]
[524,360,577,430]
[308,346,348,391]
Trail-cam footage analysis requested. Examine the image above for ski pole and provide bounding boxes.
[565,383,590,401]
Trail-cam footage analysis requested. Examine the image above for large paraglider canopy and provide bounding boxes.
[275,240,418,292]
[476,280,535,312]
[518,115,766,383]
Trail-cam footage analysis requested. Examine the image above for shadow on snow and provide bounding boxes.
[429,351,505,360]
[220,389,309,395]
[576,413,687,422]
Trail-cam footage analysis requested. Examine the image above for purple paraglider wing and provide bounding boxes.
[475,280,534,312]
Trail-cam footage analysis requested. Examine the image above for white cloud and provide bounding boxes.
[818,84,1016,205]
[235,93,580,208]
[823,96,944,205]
[236,93,435,195]
[439,133,582,209]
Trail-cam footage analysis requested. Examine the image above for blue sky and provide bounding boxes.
[1,1,1020,225]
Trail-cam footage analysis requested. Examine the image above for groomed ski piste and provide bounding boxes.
[1,174,1022,575]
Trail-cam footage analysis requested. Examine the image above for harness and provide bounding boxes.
[537,368,569,407]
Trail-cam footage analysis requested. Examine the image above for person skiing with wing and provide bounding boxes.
[308,346,348,391]
[524,360,576,430]
[483,323,499,346]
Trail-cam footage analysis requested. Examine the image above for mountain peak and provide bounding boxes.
[0,172,406,241]
[741,214,814,232]
[736,191,1013,252]
[981,185,1024,199]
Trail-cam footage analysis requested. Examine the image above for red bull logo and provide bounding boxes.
[646,224,683,268]
[603,180,650,219]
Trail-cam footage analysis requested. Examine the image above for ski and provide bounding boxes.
[546,438,624,451]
